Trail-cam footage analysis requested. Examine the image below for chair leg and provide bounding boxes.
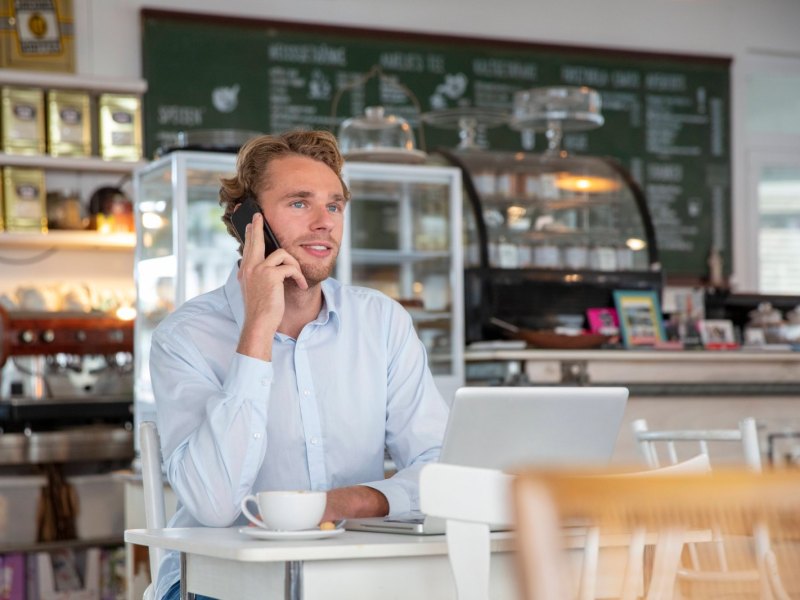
[445,520,490,600]
[762,550,790,600]
[647,528,685,600]
[180,552,196,600]
[620,527,646,600]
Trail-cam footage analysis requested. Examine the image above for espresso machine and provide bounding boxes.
[0,305,134,466]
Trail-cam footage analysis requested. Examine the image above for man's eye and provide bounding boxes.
[291,201,305,209]
[327,204,341,213]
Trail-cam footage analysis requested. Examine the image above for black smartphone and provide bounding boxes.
[230,196,281,257]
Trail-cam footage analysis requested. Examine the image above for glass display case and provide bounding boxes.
[340,162,464,402]
[435,148,663,343]
[133,151,238,434]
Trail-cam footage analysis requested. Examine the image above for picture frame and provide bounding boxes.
[613,290,666,348]
[697,319,739,350]
[586,307,619,335]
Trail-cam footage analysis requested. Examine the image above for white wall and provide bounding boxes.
[76,0,800,79]
[70,0,800,289]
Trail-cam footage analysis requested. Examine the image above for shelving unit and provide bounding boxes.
[0,70,147,247]
[0,535,124,555]
[0,69,147,94]
[0,230,135,250]
[0,153,146,173]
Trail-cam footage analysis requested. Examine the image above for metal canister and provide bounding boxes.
[0,0,75,72]
[47,89,91,156]
[98,93,142,160]
[1,86,45,155]
[2,167,47,232]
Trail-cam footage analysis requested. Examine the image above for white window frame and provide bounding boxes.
[734,52,800,291]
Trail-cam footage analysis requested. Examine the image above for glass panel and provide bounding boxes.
[458,150,649,271]
[411,183,449,252]
[185,163,238,300]
[412,257,452,376]
[351,264,401,299]
[747,72,800,135]
[758,165,800,293]
[135,162,176,407]
[349,198,400,250]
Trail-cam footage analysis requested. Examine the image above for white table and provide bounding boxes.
[125,527,519,600]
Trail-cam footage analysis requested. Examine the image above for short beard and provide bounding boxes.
[283,241,339,288]
[299,258,337,287]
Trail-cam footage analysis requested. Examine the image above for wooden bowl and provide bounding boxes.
[513,329,611,350]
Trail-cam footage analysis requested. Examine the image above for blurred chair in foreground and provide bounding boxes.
[513,469,800,600]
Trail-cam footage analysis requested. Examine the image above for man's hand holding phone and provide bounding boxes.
[234,204,308,362]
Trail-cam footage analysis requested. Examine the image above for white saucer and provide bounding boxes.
[238,526,345,541]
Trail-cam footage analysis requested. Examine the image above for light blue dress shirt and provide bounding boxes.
[149,265,449,599]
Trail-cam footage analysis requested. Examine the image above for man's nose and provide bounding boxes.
[310,205,334,230]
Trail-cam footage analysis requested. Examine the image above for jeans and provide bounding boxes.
[161,580,218,600]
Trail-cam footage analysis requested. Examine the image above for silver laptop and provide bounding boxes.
[345,386,629,535]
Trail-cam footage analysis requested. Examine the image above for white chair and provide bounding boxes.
[140,421,168,600]
[631,418,792,599]
[631,417,762,471]
[419,457,710,600]
[419,463,514,600]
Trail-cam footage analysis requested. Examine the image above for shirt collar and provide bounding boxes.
[224,263,342,333]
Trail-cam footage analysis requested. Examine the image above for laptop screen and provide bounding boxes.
[438,387,629,470]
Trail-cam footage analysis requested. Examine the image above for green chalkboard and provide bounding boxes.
[142,9,731,280]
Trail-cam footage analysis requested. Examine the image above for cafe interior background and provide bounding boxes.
[0,0,799,598]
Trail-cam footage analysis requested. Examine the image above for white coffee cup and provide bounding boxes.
[240,490,327,531]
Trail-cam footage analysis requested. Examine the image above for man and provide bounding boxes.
[149,130,449,600]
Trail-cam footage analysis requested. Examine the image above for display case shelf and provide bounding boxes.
[350,249,450,264]
[407,309,452,322]
[0,230,135,250]
[480,194,623,211]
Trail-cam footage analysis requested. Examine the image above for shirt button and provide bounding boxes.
[303,390,310,396]
[253,433,262,439]
[310,437,319,445]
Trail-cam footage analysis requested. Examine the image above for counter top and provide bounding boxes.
[464,349,800,362]
[464,348,800,395]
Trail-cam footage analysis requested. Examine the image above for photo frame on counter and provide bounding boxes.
[697,319,739,350]
[613,290,666,348]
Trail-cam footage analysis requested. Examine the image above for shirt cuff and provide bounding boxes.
[360,480,411,516]
[222,352,274,400]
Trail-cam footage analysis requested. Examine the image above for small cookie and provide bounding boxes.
[319,521,336,530]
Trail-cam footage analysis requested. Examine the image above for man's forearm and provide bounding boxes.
[323,485,389,521]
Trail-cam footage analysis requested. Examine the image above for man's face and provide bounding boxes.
[257,155,347,286]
